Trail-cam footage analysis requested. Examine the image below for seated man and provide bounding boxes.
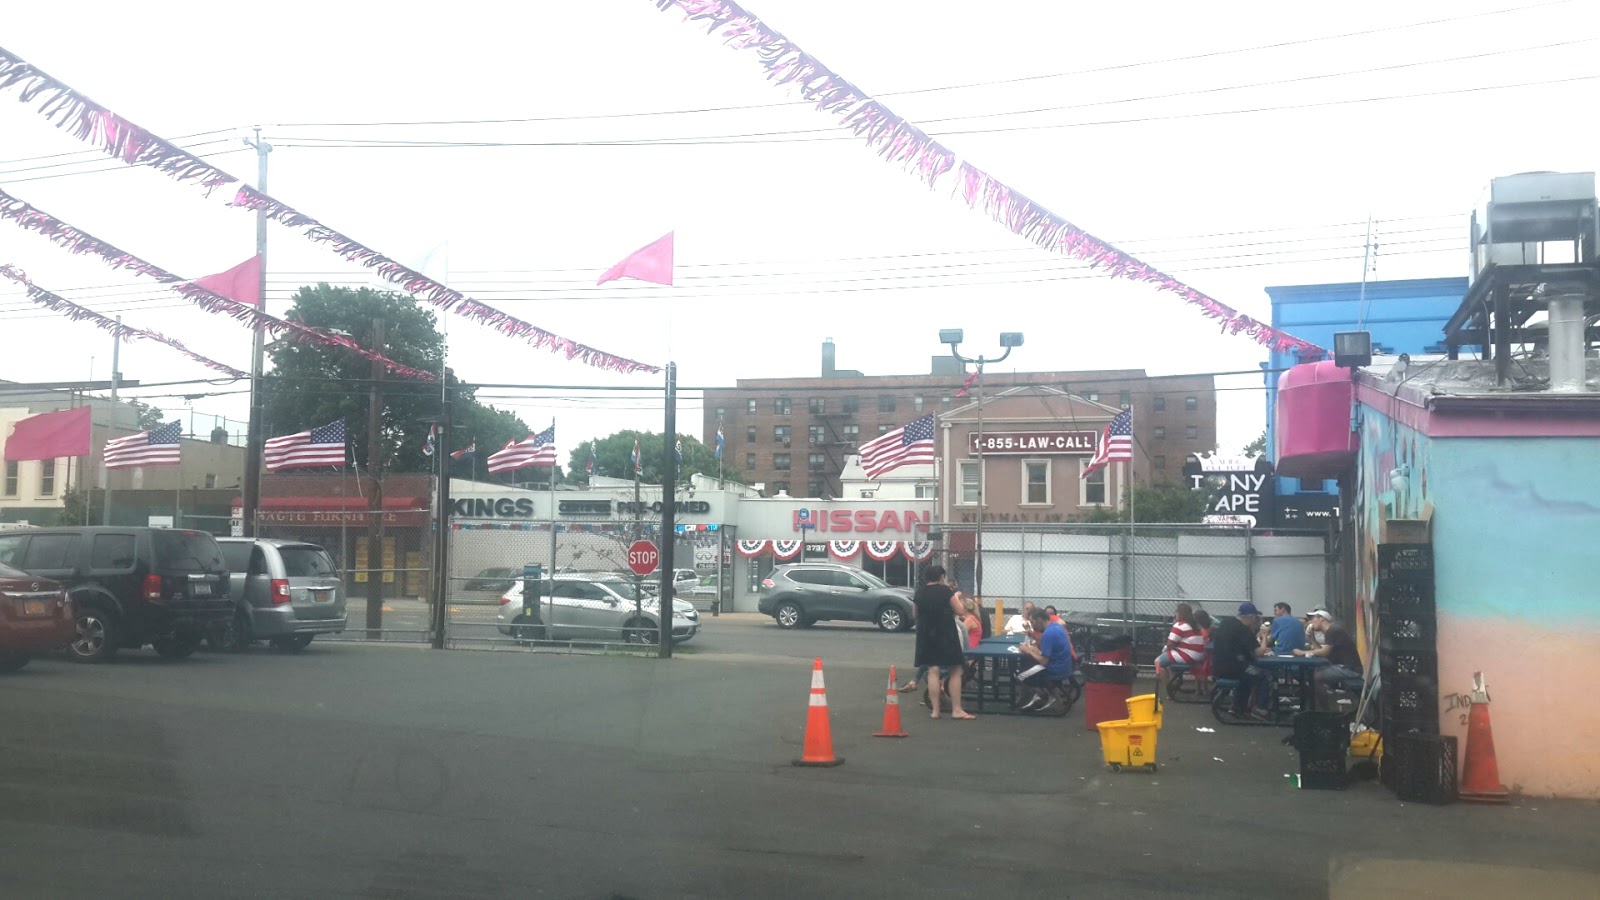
[1003,601,1037,635]
[1258,602,1306,656]
[1211,602,1265,716]
[1294,610,1364,705]
[1016,608,1073,712]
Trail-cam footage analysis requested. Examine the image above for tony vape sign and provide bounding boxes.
[1182,455,1276,528]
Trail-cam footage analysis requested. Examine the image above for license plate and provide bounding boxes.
[312,590,333,603]
[191,583,212,597]
[23,600,47,617]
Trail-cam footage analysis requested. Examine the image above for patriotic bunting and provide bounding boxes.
[735,539,768,557]
[863,540,900,562]
[770,539,802,560]
[904,541,935,562]
[828,540,860,559]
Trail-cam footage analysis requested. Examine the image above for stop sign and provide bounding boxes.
[626,540,659,576]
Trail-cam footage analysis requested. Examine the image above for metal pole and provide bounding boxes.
[659,363,677,659]
[547,419,557,631]
[431,387,452,650]
[241,130,271,538]
[101,318,121,526]
[1126,459,1135,635]
[364,318,386,639]
[974,358,984,598]
[634,451,643,623]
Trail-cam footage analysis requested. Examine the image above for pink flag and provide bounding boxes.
[4,407,91,461]
[597,232,674,286]
[192,254,263,306]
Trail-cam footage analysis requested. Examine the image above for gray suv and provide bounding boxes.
[495,573,699,644]
[213,538,346,651]
[758,563,915,632]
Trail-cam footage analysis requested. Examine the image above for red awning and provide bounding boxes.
[235,495,431,512]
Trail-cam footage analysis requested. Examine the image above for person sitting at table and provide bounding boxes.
[960,597,983,650]
[1016,608,1073,712]
[1303,608,1329,649]
[1293,610,1363,703]
[1211,602,1265,717]
[1155,602,1206,694]
[1257,602,1306,656]
[1044,605,1064,627]
[1004,601,1037,635]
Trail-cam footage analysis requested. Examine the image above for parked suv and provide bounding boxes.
[213,538,347,652]
[0,527,232,662]
[495,573,699,644]
[758,563,915,631]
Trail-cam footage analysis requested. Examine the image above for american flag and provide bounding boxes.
[451,442,475,462]
[104,421,182,469]
[422,423,437,457]
[487,424,557,474]
[1083,409,1134,477]
[264,419,347,472]
[859,414,935,479]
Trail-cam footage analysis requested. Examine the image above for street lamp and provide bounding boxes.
[943,330,1023,600]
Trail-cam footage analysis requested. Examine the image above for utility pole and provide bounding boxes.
[241,129,271,538]
[101,318,122,526]
[659,363,677,659]
[430,382,452,650]
[365,318,386,638]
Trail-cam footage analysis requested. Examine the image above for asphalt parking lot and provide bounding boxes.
[2,617,1597,899]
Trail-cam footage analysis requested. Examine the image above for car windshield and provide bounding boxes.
[595,579,652,601]
[152,530,226,572]
[279,546,338,578]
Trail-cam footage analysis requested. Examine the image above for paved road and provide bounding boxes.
[6,638,1594,898]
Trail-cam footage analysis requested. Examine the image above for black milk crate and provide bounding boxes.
[1388,733,1458,805]
[1378,544,1433,581]
[1298,748,1349,790]
[1376,579,1435,617]
[1380,648,1437,680]
[1382,709,1439,737]
[1293,712,1352,753]
[1382,679,1441,719]
[1379,615,1437,654]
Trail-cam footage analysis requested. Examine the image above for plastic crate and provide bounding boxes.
[1383,681,1440,719]
[1380,649,1437,680]
[1292,712,1352,753]
[1388,733,1458,805]
[1382,709,1440,737]
[1379,615,1437,654]
[1376,579,1435,617]
[1298,748,1349,790]
[1378,544,1433,581]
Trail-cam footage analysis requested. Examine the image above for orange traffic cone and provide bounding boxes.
[1459,672,1509,804]
[793,657,844,767]
[874,665,910,738]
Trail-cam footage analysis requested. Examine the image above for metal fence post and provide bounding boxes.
[1245,526,1255,604]
[1120,521,1133,636]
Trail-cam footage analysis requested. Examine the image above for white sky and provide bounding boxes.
[0,0,1594,455]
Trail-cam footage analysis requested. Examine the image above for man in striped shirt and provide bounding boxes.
[1156,602,1207,694]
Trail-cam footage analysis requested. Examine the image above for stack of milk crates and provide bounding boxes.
[1376,543,1456,804]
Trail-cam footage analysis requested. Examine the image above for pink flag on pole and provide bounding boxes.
[597,232,674,286]
[4,407,91,461]
[192,254,263,306]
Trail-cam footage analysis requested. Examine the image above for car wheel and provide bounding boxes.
[774,602,803,629]
[209,609,252,653]
[623,618,658,645]
[152,636,200,659]
[270,635,314,653]
[875,604,906,632]
[0,654,29,673]
[68,608,118,663]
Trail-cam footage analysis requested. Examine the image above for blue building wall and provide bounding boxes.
[1262,277,1472,494]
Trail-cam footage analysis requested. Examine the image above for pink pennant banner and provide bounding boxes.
[0,189,435,381]
[0,265,247,377]
[653,1,1325,358]
[192,254,262,307]
[0,45,658,376]
[597,232,675,286]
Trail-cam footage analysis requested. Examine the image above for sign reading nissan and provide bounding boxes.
[968,431,1098,455]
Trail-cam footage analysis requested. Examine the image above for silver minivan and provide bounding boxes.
[212,538,346,651]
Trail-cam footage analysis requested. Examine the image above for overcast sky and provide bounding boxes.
[1,0,1594,457]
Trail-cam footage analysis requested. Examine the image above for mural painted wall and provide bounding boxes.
[1355,403,1600,798]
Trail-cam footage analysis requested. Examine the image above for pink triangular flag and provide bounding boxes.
[597,232,674,286]
[193,254,263,306]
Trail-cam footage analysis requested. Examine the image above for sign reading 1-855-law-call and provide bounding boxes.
[968,431,1098,455]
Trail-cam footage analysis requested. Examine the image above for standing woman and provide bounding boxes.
[914,565,974,719]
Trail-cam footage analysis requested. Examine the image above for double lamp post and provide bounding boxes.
[939,329,1023,599]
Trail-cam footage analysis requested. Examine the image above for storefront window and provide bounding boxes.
[959,461,981,505]
[1082,461,1107,505]
[1023,460,1049,505]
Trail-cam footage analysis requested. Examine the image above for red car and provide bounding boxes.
[0,562,73,672]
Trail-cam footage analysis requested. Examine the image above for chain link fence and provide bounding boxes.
[443,520,734,651]
[921,522,1334,666]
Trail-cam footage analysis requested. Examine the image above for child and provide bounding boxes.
[960,597,983,650]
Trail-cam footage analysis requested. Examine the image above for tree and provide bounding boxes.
[124,399,165,431]
[570,430,743,487]
[1085,480,1211,524]
[262,284,530,475]
[1242,430,1267,457]
[56,487,88,526]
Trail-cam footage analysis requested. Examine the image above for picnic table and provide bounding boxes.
[1254,654,1329,716]
[963,634,1027,714]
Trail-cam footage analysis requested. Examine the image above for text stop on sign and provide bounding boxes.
[627,540,659,576]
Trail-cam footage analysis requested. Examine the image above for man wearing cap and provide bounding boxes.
[1211,602,1265,717]
[1303,608,1329,649]
[1295,610,1364,700]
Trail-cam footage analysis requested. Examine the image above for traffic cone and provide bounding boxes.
[873,665,910,738]
[793,657,844,767]
[1459,672,1509,804]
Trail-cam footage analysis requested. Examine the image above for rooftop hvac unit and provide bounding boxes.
[1470,171,1598,282]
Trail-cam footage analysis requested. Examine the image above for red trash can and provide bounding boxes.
[1081,663,1138,731]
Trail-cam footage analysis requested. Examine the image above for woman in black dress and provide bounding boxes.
[913,565,974,719]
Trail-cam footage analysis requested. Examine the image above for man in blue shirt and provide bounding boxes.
[1017,609,1073,711]
[1259,602,1307,656]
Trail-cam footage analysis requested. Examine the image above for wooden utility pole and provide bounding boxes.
[365,318,386,638]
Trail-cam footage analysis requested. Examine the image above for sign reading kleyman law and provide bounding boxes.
[968,431,1098,455]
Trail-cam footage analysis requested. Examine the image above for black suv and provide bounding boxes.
[0,527,232,662]
[758,563,915,632]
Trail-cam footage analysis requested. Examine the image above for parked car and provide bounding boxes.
[0,563,74,672]
[496,573,699,644]
[758,563,915,631]
[0,527,232,662]
[212,538,346,652]
[460,567,520,595]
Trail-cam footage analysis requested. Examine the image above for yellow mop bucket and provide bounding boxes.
[1097,693,1162,772]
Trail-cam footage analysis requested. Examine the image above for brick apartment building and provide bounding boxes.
[701,339,1217,498]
